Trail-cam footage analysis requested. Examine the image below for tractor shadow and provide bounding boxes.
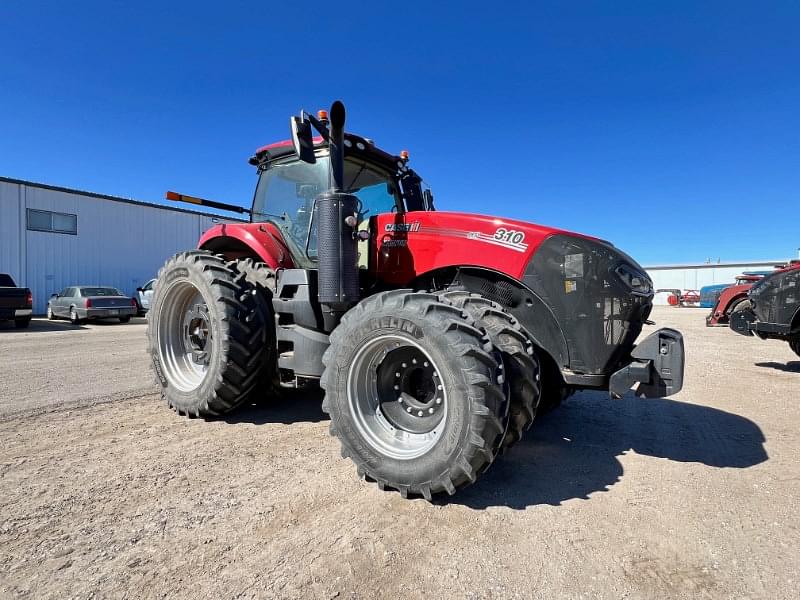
[447,391,767,510]
[755,361,800,373]
[222,388,329,425]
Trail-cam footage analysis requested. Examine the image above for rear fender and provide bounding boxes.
[198,223,295,269]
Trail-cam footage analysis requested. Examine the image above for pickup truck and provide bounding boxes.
[0,274,33,329]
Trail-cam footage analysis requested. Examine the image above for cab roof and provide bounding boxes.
[249,132,406,172]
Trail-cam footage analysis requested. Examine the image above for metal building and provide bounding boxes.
[645,259,793,305]
[0,177,240,314]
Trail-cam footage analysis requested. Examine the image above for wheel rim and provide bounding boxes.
[70,309,76,321]
[47,306,52,319]
[157,280,213,392]
[347,334,447,460]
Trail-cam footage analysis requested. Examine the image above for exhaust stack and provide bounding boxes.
[312,102,360,327]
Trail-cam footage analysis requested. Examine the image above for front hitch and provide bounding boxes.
[729,306,756,336]
[609,328,685,398]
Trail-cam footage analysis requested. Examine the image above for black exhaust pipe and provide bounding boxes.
[317,101,360,328]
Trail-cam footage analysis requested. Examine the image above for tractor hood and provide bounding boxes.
[371,210,607,283]
[748,262,800,325]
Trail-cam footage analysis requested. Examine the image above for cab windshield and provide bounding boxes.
[251,156,401,264]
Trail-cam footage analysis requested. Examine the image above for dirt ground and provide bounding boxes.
[0,308,798,599]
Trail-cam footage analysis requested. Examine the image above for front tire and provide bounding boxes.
[730,298,751,316]
[46,305,55,320]
[321,291,508,499]
[14,318,31,329]
[147,251,267,417]
[441,290,540,453]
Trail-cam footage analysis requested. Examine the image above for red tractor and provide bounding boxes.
[706,274,768,327]
[148,102,685,499]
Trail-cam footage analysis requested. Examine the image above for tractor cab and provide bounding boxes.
[248,130,433,267]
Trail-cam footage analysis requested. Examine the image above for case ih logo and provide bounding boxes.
[384,222,420,233]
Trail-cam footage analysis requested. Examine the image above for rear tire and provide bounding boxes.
[441,290,540,453]
[321,291,508,499]
[14,318,31,329]
[69,307,81,325]
[119,316,131,323]
[147,251,267,417]
[233,258,279,399]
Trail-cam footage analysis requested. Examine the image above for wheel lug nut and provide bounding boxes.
[395,372,400,378]
[402,362,407,368]
[435,397,442,404]
[412,358,417,364]
[397,397,403,402]
[437,384,442,390]
[428,408,434,414]
[417,410,424,417]
[406,407,413,413]
[423,361,429,367]
[394,384,399,390]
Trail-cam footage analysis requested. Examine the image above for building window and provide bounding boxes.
[26,209,78,235]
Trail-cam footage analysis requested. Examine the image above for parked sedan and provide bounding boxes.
[47,286,138,324]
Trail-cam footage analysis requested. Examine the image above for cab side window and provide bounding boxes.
[344,160,399,218]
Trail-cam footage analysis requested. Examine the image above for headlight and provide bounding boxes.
[615,263,653,296]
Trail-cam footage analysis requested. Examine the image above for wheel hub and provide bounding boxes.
[347,335,448,460]
[377,346,444,434]
[183,304,210,365]
[157,281,214,392]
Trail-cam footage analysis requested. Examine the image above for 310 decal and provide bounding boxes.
[465,227,529,252]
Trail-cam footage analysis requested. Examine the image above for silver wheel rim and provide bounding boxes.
[156,280,213,392]
[347,334,447,460]
[47,306,52,319]
[70,309,76,321]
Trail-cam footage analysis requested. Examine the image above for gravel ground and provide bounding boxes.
[0,308,798,599]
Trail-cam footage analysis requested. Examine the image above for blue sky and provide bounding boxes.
[1,1,798,264]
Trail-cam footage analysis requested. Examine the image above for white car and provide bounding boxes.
[135,279,156,316]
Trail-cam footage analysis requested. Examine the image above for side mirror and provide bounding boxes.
[290,116,316,164]
[423,189,435,210]
[50,293,58,298]
[136,287,143,292]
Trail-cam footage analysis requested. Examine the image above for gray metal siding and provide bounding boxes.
[1,179,232,313]
[0,181,24,284]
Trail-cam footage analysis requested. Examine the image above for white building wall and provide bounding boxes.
[0,179,235,313]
